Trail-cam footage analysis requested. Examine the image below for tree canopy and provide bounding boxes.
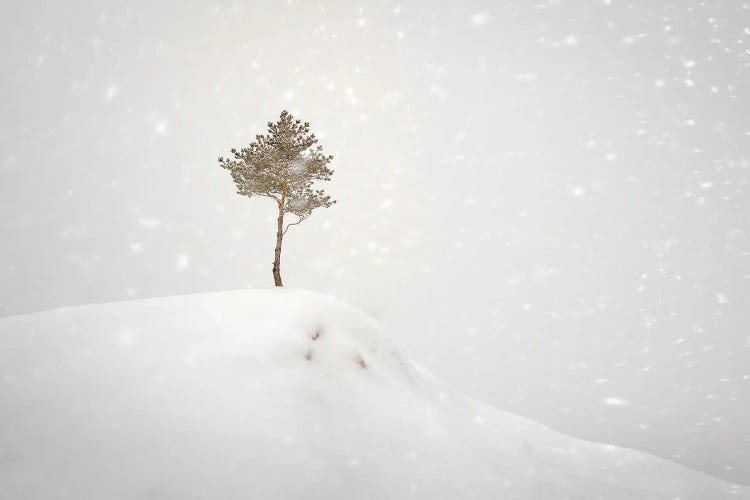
[218,110,335,230]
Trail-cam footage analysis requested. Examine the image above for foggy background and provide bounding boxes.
[1,0,748,484]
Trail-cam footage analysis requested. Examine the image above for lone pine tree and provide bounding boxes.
[219,110,335,286]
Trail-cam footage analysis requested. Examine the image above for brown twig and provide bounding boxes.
[356,354,367,369]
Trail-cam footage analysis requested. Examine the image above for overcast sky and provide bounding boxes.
[1,0,749,484]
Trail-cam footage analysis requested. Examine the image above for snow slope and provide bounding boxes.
[0,289,746,499]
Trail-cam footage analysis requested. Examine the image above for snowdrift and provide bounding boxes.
[0,289,746,499]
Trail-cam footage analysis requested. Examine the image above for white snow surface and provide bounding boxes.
[0,289,746,500]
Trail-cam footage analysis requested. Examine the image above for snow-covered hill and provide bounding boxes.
[0,289,746,499]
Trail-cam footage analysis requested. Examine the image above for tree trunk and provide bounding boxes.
[272,204,284,287]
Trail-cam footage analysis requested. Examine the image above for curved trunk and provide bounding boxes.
[272,201,284,287]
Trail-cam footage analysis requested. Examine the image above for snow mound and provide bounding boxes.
[0,289,746,499]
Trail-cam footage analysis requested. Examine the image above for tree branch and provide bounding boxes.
[283,215,308,235]
[258,192,281,203]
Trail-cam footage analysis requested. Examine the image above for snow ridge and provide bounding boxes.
[0,289,746,499]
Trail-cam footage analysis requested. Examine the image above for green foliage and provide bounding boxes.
[218,110,336,223]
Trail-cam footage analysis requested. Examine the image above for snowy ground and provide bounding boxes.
[0,289,746,499]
